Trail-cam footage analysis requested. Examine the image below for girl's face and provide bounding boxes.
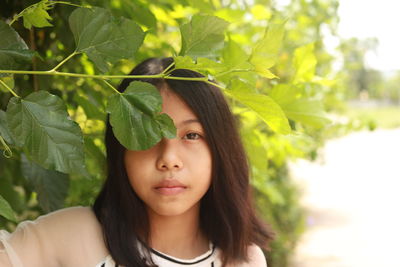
[124,88,212,217]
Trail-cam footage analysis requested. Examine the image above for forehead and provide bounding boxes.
[160,88,200,127]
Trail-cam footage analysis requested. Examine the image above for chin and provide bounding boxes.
[149,203,197,217]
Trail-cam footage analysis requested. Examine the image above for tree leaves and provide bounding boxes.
[0,110,15,146]
[293,43,317,83]
[107,81,176,150]
[69,7,145,72]
[250,21,285,79]
[270,84,330,128]
[21,155,69,212]
[22,0,53,29]
[0,21,35,75]
[225,89,291,134]
[0,194,16,222]
[6,91,87,175]
[179,15,229,58]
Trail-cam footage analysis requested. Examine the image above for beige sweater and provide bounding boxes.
[0,207,110,267]
[0,207,266,267]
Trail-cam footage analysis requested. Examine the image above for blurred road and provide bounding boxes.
[289,128,400,267]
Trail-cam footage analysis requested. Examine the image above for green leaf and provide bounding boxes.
[282,99,330,128]
[228,78,256,94]
[0,194,16,222]
[0,21,35,75]
[155,113,176,139]
[22,0,53,29]
[0,171,24,213]
[6,91,88,175]
[121,0,157,29]
[0,110,16,145]
[69,7,145,72]
[174,56,226,76]
[293,43,317,83]
[107,81,176,150]
[179,15,229,58]
[270,84,330,128]
[254,67,278,79]
[222,39,248,68]
[249,21,285,77]
[225,90,291,134]
[21,155,69,212]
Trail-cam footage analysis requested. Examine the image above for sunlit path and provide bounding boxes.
[289,128,400,267]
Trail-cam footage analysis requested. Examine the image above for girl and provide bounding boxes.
[0,57,273,267]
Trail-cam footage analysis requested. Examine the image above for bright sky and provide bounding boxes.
[337,0,400,72]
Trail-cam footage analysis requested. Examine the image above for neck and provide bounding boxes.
[147,203,209,259]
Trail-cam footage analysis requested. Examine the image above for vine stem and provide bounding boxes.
[49,51,79,72]
[0,70,220,83]
[0,79,19,98]
[0,69,164,79]
[0,136,12,158]
[205,80,226,91]
[0,70,226,93]
[102,80,120,95]
[46,1,86,8]
[161,62,175,75]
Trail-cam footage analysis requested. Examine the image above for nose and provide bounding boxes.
[156,138,183,171]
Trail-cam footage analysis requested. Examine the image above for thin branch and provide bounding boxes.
[102,80,121,95]
[164,76,208,82]
[206,80,226,91]
[161,62,175,75]
[0,69,164,79]
[46,1,87,8]
[0,79,19,98]
[30,28,39,91]
[49,51,79,72]
[0,70,226,90]
[9,3,34,26]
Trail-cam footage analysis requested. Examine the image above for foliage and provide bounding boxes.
[0,0,345,266]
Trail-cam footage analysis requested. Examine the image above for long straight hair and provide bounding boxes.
[93,57,274,267]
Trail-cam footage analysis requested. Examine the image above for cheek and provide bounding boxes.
[124,152,153,195]
[192,149,213,188]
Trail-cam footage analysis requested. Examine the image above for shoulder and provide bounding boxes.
[246,244,267,266]
[34,206,108,263]
[34,206,103,241]
[30,206,98,233]
[1,206,106,267]
[36,206,97,226]
[232,244,267,267]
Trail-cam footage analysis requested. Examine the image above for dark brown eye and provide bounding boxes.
[184,132,201,140]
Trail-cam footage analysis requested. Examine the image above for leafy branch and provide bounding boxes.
[0,0,332,222]
[9,0,85,28]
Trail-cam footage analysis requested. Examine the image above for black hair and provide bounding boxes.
[93,57,274,267]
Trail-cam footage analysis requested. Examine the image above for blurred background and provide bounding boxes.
[0,0,399,267]
[288,0,400,266]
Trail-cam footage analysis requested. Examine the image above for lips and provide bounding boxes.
[154,179,187,196]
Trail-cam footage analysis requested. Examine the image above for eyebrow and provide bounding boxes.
[177,119,201,128]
